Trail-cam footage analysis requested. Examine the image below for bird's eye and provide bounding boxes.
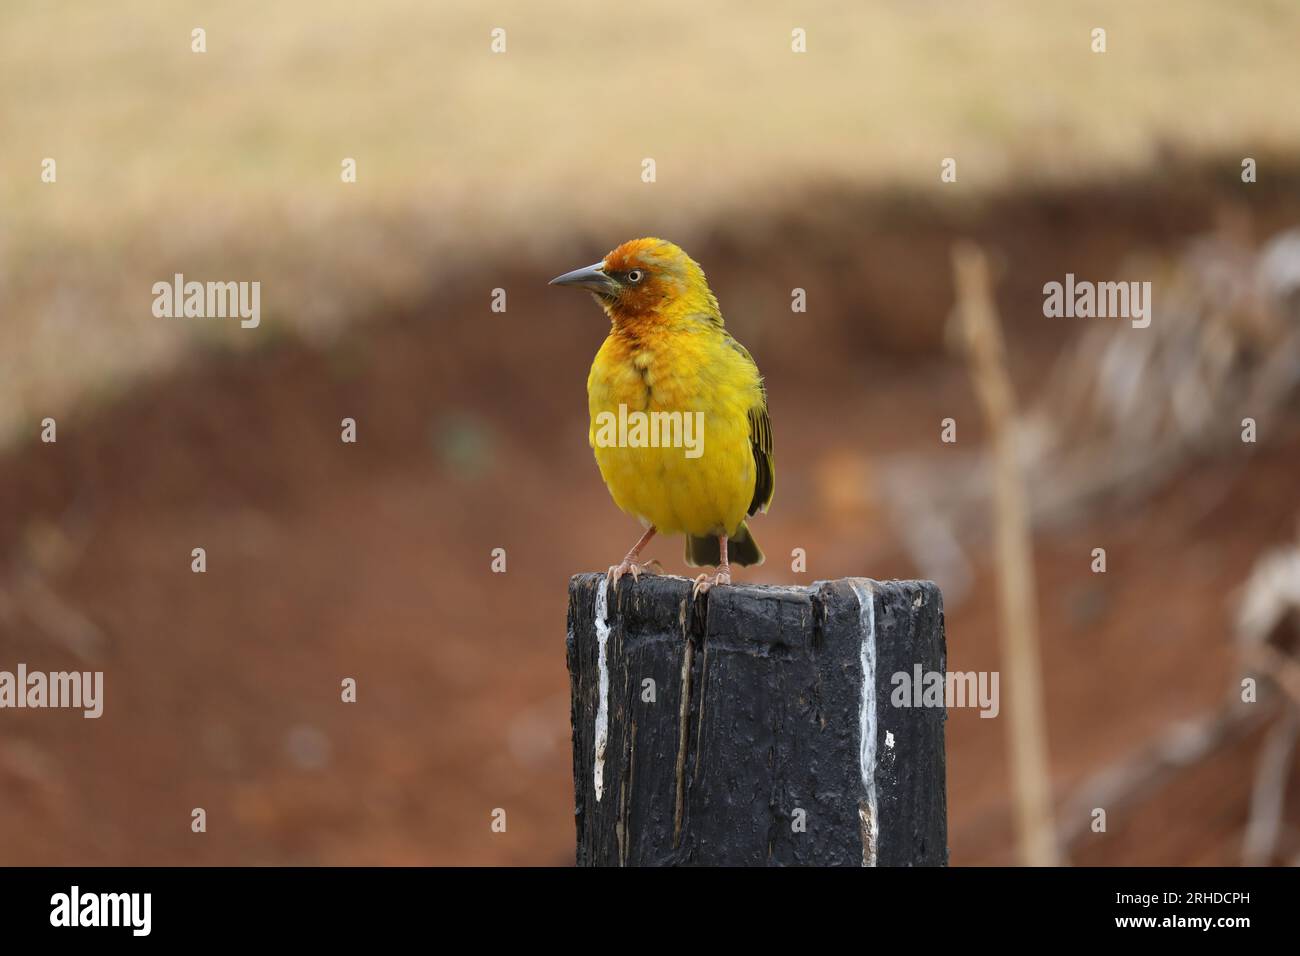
[627,270,643,284]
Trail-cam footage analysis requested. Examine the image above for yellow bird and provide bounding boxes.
[550,238,774,595]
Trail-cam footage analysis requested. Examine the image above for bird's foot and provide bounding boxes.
[691,568,732,599]
[608,558,662,590]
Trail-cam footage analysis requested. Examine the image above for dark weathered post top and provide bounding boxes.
[566,573,948,866]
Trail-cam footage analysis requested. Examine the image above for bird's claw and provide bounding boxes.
[691,569,732,599]
[608,558,662,590]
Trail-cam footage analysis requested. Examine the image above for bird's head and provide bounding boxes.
[549,237,721,326]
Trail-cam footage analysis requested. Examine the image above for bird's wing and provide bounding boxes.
[723,334,775,517]
[747,401,774,516]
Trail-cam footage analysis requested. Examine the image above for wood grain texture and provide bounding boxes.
[567,573,948,866]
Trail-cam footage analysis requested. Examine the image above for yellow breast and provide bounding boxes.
[587,325,759,537]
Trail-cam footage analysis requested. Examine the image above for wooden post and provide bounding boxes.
[566,573,948,866]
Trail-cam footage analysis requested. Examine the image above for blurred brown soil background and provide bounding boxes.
[3,167,1299,864]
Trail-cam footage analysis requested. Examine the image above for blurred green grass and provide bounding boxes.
[3,0,1300,444]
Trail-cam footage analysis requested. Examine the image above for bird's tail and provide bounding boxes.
[685,521,764,568]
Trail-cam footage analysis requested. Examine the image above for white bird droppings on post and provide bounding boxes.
[885,730,895,749]
[593,578,611,802]
[849,578,879,867]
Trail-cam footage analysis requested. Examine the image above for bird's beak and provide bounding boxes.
[549,261,618,295]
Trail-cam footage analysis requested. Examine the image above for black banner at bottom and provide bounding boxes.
[0,865,1278,942]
